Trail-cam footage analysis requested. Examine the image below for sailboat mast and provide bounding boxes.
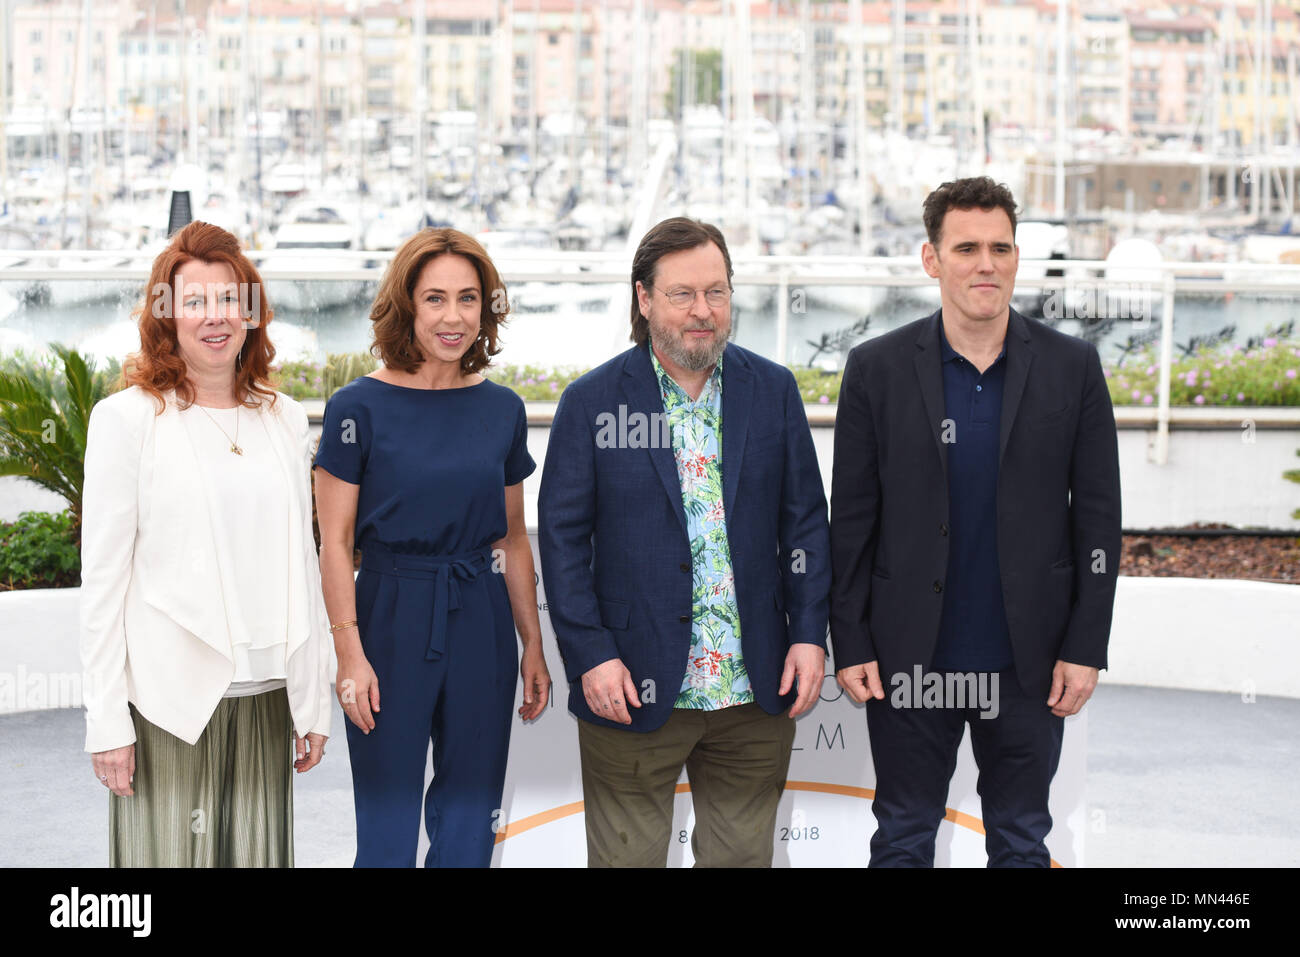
[850,0,869,253]
[413,0,426,228]
[0,0,8,216]
[799,0,811,213]
[1055,0,1066,216]
[81,0,92,246]
[969,0,983,172]
[316,0,325,190]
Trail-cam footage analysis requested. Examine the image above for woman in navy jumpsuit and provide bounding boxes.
[313,228,549,867]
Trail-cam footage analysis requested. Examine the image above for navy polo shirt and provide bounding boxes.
[930,319,1016,673]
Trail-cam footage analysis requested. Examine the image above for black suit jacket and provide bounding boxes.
[829,308,1122,700]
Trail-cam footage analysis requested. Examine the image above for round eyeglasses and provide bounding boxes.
[651,286,732,309]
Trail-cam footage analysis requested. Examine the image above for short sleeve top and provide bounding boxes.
[313,376,535,555]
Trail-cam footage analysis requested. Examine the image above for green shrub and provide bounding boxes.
[0,510,80,590]
[484,363,587,400]
[271,352,378,399]
[322,351,378,396]
[266,340,1300,408]
[271,359,324,400]
[1107,340,1300,407]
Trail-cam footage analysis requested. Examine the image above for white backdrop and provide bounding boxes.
[415,535,1087,867]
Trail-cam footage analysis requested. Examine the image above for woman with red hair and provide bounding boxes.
[79,221,334,866]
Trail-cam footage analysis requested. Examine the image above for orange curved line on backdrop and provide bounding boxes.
[494,780,1062,867]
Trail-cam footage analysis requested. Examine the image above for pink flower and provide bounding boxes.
[818,394,830,404]
[1131,389,1141,399]
[1194,394,1205,405]
[1263,337,1278,347]
[1237,392,1246,401]
[1286,369,1297,379]
[1142,394,1154,405]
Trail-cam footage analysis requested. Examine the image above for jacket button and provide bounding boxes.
[939,523,949,536]
[680,563,690,573]
[679,614,691,623]
[932,580,943,593]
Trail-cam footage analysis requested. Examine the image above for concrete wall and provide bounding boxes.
[509,421,1300,532]
[6,575,1296,716]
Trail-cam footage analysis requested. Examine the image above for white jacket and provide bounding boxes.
[79,385,334,753]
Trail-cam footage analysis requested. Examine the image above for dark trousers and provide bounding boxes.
[577,703,796,867]
[865,668,1064,867]
[346,571,517,868]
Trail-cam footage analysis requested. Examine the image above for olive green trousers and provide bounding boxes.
[578,703,797,868]
[109,689,293,867]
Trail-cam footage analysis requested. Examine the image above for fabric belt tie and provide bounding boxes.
[360,541,495,661]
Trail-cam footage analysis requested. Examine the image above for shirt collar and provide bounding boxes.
[649,344,723,401]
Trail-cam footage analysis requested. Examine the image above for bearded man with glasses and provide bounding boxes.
[539,217,831,867]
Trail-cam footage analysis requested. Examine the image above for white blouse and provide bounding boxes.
[182,403,290,696]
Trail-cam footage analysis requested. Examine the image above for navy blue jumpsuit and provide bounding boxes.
[313,375,535,867]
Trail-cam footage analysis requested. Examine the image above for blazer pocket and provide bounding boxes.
[1030,405,1071,431]
[747,428,784,455]
[598,598,630,631]
[1050,557,1075,570]
[870,567,891,581]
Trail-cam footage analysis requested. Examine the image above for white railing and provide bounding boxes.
[5,253,1300,465]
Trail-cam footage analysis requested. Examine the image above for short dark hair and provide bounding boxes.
[629,217,734,345]
[922,176,1019,246]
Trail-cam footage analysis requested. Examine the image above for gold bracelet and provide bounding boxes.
[329,619,358,633]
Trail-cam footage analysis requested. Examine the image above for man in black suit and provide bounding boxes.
[829,177,1121,867]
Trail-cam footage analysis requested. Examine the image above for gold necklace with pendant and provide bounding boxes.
[196,404,244,455]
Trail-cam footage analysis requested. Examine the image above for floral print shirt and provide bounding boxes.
[650,348,753,710]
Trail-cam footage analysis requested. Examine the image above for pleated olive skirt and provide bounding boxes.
[109,689,294,867]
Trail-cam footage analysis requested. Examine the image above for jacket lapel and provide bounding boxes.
[720,344,752,517]
[621,346,689,537]
[999,309,1035,468]
[912,310,950,493]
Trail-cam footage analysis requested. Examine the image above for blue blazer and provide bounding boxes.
[538,341,831,732]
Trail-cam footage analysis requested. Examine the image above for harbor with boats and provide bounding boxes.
[1,0,1300,375]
